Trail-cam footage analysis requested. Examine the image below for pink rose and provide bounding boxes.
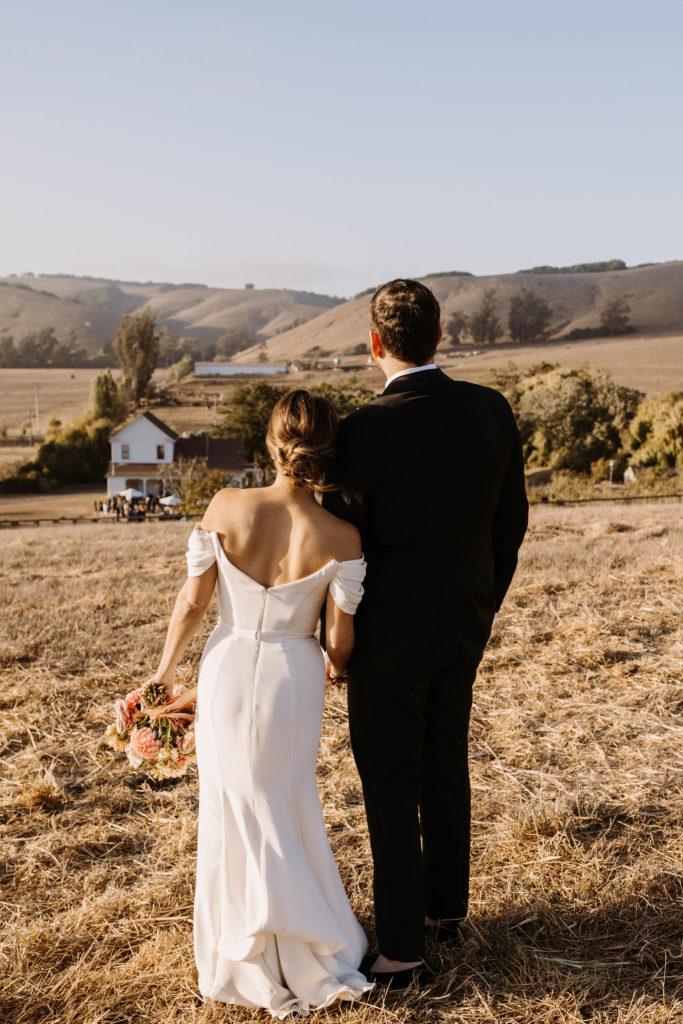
[178,728,195,755]
[115,698,132,734]
[128,726,162,763]
[125,688,143,714]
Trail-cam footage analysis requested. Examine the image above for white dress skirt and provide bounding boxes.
[186,526,373,1018]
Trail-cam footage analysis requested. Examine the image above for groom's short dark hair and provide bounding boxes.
[370,279,441,364]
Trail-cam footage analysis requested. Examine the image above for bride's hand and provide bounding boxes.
[144,671,175,691]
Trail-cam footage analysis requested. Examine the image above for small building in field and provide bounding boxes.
[106,411,245,497]
[195,363,288,377]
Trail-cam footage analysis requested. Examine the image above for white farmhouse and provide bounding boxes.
[106,411,245,497]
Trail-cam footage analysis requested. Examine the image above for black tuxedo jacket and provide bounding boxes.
[323,368,528,673]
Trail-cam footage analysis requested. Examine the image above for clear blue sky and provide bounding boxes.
[2,0,682,297]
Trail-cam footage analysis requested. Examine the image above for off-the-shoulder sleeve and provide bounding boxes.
[185,526,217,577]
[328,557,366,614]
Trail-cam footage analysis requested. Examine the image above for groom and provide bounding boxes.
[324,279,528,985]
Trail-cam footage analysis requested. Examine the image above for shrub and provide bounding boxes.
[12,414,112,487]
[625,392,683,468]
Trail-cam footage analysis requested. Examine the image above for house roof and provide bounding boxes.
[139,411,179,440]
[175,437,245,472]
[110,410,179,441]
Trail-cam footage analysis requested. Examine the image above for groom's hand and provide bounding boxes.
[326,663,348,686]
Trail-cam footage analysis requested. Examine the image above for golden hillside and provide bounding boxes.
[236,261,683,362]
[0,274,341,353]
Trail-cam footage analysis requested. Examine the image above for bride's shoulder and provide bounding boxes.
[200,487,244,529]
[316,507,361,563]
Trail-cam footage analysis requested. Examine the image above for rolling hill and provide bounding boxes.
[0,274,341,353]
[233,261,683,362]
[2,262,683,368]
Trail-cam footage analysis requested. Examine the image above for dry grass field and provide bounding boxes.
[1,503,681,1024]
[0,487,107,521]
[440,332,683,396]
[0,368,107,437]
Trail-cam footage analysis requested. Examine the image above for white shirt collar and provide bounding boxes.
[383,363,437,390]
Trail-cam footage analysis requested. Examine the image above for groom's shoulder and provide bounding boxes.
[450,378,515,413]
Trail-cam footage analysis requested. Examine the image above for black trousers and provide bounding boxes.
[347,661,476,962]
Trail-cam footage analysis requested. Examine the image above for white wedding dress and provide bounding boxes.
[186,526,373,1018]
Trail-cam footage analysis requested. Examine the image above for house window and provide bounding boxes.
[156,445,164,460]
[121,444,130,459]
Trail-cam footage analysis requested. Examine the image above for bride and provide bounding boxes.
[145,390,373,1018]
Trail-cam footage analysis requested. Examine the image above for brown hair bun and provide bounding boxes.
[266,390,339,492]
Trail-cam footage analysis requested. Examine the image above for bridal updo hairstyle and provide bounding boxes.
[266,389,339,492]
[370,278,441,365]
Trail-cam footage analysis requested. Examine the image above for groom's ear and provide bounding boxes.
[370,330,384,360]
[435,324,443,349]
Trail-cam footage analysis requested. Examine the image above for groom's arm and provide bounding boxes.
[320,412,372,650]
[321,412,370,534]
[491,407,528,611]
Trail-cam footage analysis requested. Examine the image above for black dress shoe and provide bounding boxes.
[366,962,433,990]
[425,919,463,947]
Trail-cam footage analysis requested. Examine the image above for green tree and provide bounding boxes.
[216,326,254,360]
[599,294,633,336]
[90,369,126,421]
[113,309,160,403]
[17,327,59,366]
[0,336,19,368]
[517,364,642,471]
[213,381,286,465]
[213,379,373,468]
[19,414,111,486]
[508,288,553,344]
[343,341,370,356]
[445,311,470,345]
[160,456,232,512]
[166,353,195,382]
[625,392,683,468]
[469,288,503,345]
[309,379,373,416]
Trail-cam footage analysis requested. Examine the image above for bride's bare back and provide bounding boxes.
[200,481,361,589]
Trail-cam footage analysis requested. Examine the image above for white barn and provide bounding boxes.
[195,363,288,377]
[106,411,245,497]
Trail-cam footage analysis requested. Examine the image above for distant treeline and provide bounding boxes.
[517,259,627,274]
[0,328,115,369]
[445,289,636,347]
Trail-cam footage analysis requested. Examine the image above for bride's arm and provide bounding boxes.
[325,591,355,680]
[146,565,218,689]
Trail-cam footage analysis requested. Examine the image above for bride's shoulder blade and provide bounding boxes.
[317,504,361,563]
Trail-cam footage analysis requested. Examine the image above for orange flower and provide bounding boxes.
[125,688,143,713]
[128,726,162,763]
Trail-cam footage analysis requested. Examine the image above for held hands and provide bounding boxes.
[325,663,348,687]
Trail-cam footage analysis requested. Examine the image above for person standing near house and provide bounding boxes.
[323,279,528,987]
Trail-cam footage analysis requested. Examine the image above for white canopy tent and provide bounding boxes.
[117,487,144,501]
[159,494,181,506]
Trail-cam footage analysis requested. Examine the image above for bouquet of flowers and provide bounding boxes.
[105,680,197,780]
